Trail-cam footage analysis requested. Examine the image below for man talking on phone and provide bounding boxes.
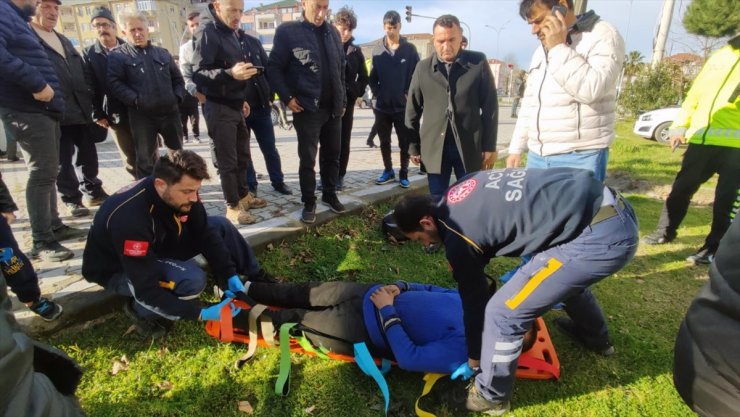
[192,0,268,225]
[506,0,625,183]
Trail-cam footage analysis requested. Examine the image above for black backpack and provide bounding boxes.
[381,210,409,244]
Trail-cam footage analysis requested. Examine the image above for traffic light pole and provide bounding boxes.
[405,9,473,48]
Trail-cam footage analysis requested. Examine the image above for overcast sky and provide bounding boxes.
[323,0,704,68]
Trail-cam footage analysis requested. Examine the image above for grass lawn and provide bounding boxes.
[45,120,714,417]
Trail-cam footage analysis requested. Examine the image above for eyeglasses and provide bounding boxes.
[93,22,112,29]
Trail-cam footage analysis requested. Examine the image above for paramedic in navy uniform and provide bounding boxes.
[392,167,638,415]
[82,150,275,338]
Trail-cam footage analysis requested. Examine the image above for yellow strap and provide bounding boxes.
[505,258,563,310]
[415,373,446,417]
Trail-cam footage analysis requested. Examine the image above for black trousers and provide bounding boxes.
[204,101,250,207]
[657,144,740,252]
[293,108,341,204]
[57,124,104,204]
[339,100,356,178]
[374,110,410,175]
[247,281,375,356]
[128,107,182,179]
[180,104,200,137]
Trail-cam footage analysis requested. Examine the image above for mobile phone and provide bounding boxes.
[551,4,567,17]
[252,65,264,75]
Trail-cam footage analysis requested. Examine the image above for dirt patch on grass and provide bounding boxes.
[607,170,716,205]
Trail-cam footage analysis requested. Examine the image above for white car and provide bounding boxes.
[633,106,680,143]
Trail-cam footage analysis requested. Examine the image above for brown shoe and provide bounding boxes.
[226,206,257,225]
[238,192,267,210]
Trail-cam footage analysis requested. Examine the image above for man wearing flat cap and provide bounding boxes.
[83,6,140,179]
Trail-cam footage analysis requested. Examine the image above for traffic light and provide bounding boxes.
[405,5,412,23]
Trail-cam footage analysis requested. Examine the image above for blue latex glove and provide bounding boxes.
[200,295,240,321]
[451,362,477,381]
[227,275,246,293]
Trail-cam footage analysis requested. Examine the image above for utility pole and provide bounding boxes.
[573,0,588,15]
[652,0,676,68]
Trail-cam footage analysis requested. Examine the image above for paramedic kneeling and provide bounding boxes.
[393,167,638,415]
[82,150,274,338]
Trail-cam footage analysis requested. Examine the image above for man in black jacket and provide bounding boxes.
[108,12,184,179]
[406,15,498,199]
[267,0,346,224]
[192,0,267,225]
[32,0,109,218]
[240,31,292,196]
[82,150,276,338]
[369,11,419,188]
[674,220,740,417]
[83,7,137,179]
[333,7,368,191]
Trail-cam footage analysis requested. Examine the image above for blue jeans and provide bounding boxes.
[526,148,609,182]
[0,108,63,243]
[245,106,285,190]
[476,189,638,402]
[427,134,467,198]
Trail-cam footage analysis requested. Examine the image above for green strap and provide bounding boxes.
[295,334,330,359]
[275,323,298,396]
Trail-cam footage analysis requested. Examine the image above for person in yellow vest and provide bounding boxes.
[643,35,740,265]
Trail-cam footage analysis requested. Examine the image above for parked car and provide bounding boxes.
[633,106,680,144]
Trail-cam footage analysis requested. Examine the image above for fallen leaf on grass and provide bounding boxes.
[111,355,129,375]
[123,324,137,337]
[304,405,316,414]
[157,380,173,391]
[238,401,254,414]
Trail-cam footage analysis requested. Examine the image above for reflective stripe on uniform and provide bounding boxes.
[505,258,563,310]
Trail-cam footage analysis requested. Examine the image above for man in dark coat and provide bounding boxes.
[32,0,109,218]
[0,0,84,262]
[267,0,346,224]
[83,7,137,179]
[332,6,368,191]
[406,15,498,198]
[191,0,267,225]
[108,12,185,179]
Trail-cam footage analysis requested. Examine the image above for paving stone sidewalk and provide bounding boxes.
[2,107,515,335]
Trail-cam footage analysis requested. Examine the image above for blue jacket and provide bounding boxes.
[0,0,64,118]
[267,19,346,115]
[363,283,467,374]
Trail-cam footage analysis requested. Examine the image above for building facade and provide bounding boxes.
[58,0,188,54]
[240,0,302,51]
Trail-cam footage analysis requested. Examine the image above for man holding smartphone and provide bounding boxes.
[192,0,268,225]
[240,32,292,196]
[506,0,625,183]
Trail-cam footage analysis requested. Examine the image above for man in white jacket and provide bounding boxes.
[506,0,624,182]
